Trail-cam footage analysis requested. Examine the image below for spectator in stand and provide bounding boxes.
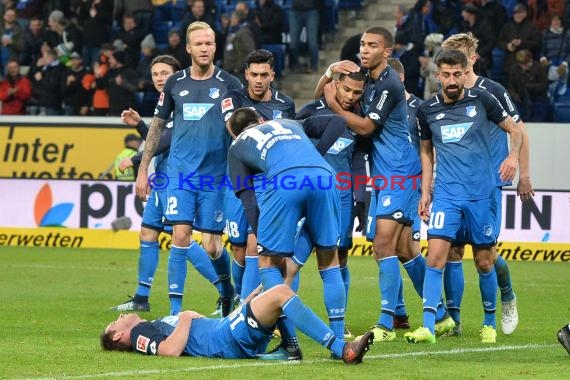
[508,49,550,122]
[392,30,422,97]
[27,47,65,115]
[136,34,159,117]
[419,32,443,99]
[288,0,320,73]
[114,0,153,34]
[84,43,112,115]
[528,0,566,31]
[101,50,138,116]
[113,13,146,69]
[41,1,72,20]
[393,5,408,36]
[255,0,284,45]
[460,4,495,76]
[159,28,190,68]
[223,10,257,81]
[22,16,44,66]
[13,0,43,27]
[497,3,542,75]
[114,133,141,181]
[397,0,437,53]
[539,14,570,99]
[340,33,361,65]
[215,13,230,66]
[62,51,92,115]
[44,9,82,57]
[235,1,262,48]
[1,7,25,75]
[0,59,31,114]
[76,0,114,69]
[179,0,217,27]
[431,0,460,37]
[180,0,217,45]
[479,0,508,38]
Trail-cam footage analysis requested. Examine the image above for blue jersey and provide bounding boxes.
[228,119,333,191]
[407,94,423,157]
[417,88,509,200]
[297,98,355,178]
[221,87,295,122]
[472,76,521,187]
[362,66,420,178]
[155,67,243,184]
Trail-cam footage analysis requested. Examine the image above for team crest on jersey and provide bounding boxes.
[440,122,473,143]
[465,106,477,117]
[214,210,224,223]
[209,88,220,99]
[136,335,150,353]
[327,137,353,155]
[221,98,234,113]
[158,92,164,106]
[183,103,214,120]
[483,224,493,237]
[382,196,391,207]
[273,110,283,119]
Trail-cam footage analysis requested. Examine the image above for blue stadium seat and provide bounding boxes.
[262,43,286,78]
[490,47,505,84]
[553,102,570,122]
[339,0,362,10]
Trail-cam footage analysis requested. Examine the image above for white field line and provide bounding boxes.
[22,343,559,380]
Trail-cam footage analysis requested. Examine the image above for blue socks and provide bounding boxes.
[282,295,345,358]
[240,256,261,300]
[136,240,159,299]
[377,256,399,330]
[395,277,407,317]
[495,255,514,303]
[479,268,498,328]
[232,258,245,298]
[340,264,350,307]
[319,266,346,340]
[185,242,220,290]
[168,245,189,315]
[292,228,313,267]
[402,253,426,297]
[423,266,443,334]
[444,260,464,324]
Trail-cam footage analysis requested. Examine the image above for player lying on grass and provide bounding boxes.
[101,284,374,364]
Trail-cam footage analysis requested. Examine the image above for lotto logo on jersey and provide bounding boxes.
[327,137,353,155]
[183,103,214,120]
[440,122,473,143]
[136,335,150,353]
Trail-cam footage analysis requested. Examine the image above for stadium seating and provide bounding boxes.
[553,102,570,122]
[490,47,505,84]
[262,43,287,78]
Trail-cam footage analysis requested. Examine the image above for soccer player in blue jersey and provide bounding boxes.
[221,49,296,304]
[101,284,374,364]
[283,70,365,340]
[316,26,453,342]
[405,49,522,344]
[440,33,534,336]
[135,22,243,317]
[227,108,349,359]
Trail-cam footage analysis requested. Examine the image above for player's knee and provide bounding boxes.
[474,254,494,272]
[448,245,464,261]
[140,227,159,242]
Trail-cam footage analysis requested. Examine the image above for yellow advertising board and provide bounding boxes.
[0,119,133,179]
[1,227,569,262]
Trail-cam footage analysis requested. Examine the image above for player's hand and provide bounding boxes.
[323,82,337,109]
[499,154,518,182]
[135,170,150,201]
[517,176,534,201]
[118,157,133,173]
[418,193,431,222]
[121,107,141,126]
[329,60,360,75]
[353,201,366,232]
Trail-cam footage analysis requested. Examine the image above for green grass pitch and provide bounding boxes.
[0,246,568,379]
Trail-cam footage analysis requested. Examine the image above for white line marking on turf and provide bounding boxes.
[22,343,558,380]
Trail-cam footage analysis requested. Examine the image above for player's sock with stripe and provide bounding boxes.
[494,255,514,303]
[402,253,426,297]
[290,271,300,292]
[186,242,221,293]
[292,227,312,267]
[168,245,188,315]
[282,295,345,358]
[240,256,260,300]
[423,266,443,334]
[444,260,464,324]
[136,240,159,299]
[395,278,407,317]
[377,256,399,330]
[260,267,300,351]
[232,258,244,298]
[479,268,498,328]
[340,264,350,306]
[211,248,233,297]
[320,266,346,339]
